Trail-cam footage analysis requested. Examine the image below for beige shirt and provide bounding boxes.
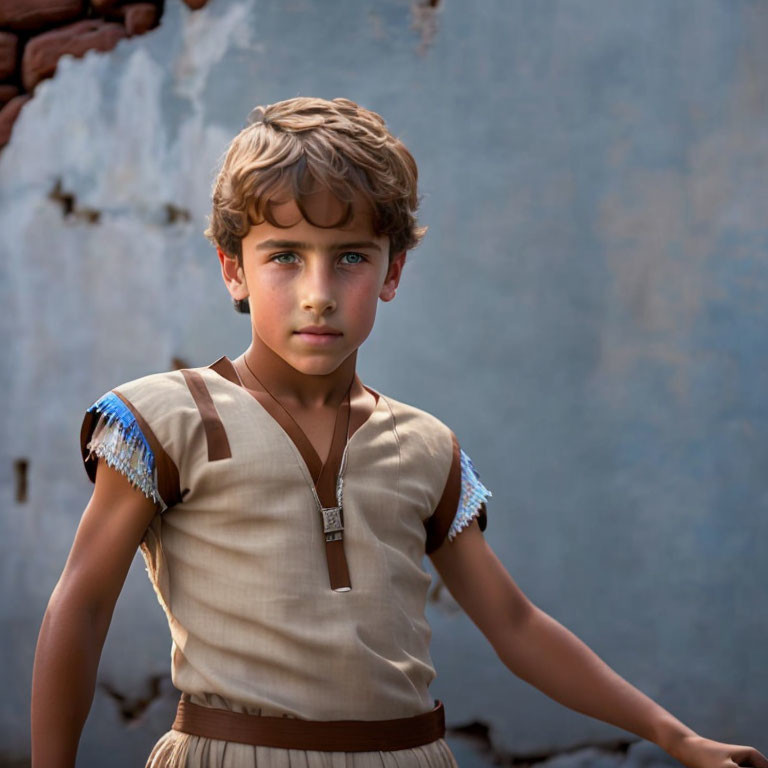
[80,356,490,764]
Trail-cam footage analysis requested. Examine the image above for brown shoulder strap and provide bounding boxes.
[180,368,232,461]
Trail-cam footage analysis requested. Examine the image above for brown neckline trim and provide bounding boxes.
[207,354,382,591]
[207,355,380,489]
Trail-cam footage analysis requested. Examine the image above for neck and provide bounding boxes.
[237,333,358,410]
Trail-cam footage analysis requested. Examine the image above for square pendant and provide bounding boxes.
[321,506,344,542]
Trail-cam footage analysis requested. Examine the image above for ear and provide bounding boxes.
[217,246,249,300]
[379,250,407,302]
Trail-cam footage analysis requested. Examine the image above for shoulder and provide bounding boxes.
[375,390,455,452]
[79,367,200,509]
[375,389,446,425]
[372,391,493,554]
[82,367,185,425]
[109,368,191,406]
[82,369,193,455]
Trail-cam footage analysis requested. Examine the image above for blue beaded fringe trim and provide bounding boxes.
[447,449,493,542]
[84,392,166,511]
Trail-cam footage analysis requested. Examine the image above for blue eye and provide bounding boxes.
[272,252,297,263]
[270,252,367,265]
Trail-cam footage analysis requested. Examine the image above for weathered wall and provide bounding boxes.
[0,0,184,149]
[1,0,766,765]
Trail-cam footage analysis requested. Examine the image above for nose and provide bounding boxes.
[300,260,337,315]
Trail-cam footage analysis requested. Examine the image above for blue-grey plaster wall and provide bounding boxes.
[1,0,766,765]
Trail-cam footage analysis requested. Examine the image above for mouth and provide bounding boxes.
[293,328,343,336]
[293,330,343,344]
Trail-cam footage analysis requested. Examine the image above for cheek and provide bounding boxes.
[346,284,380,322]
[252,289,290,328]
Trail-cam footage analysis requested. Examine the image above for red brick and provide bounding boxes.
[0,92,31,147]
[22,19,126,91]
[90,0,122,11]
[0,83,20,106]
[0,30,18,80]
[0,0,84,32]
[121,3,159,36]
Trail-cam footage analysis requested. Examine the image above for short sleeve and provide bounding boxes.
[446,447,492,543]
[80,391,168,513]
[424,431,492,554]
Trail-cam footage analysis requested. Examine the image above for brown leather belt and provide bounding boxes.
[171,693,446,752]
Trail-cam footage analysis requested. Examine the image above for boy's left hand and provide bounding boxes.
[668,734,768,768]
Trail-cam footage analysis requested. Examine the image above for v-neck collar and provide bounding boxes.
[207,355,380,504]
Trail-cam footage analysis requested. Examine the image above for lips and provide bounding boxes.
[294,328,343,346]
[295,326,342,335]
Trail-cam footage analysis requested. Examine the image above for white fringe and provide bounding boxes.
[447,448,492,542]
[86,415,168,513]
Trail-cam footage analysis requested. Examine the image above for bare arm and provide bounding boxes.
[428,521,767,767]
[31,460,160,767]
[429,522,696,749]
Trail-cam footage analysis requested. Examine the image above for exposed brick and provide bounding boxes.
[0,30,18,80]
[90,0,123,11]
[22,19,126,92]
[0,83,20,106]
[0,92,31,147]
[0,0,85,32]
[120,3,159,36]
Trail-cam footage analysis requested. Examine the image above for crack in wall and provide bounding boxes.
[410,0,442,55]
[164,202,191,224]
[448,720,638,766]
[48,177,100,224]
[47,177,193,225]
[0,756,32,767]
[13,458,28,502]
[97,672,168,724]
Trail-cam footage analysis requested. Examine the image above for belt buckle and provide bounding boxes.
[321,506,343,542]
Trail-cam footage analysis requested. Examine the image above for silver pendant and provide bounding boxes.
[321,505,344,542]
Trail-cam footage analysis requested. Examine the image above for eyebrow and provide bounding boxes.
[254,238,382,252]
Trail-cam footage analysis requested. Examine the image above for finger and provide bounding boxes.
[731,746,768,768]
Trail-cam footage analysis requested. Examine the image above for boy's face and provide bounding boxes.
[218,187,406,377]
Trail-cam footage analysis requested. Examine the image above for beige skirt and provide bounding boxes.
[145,693,459,768]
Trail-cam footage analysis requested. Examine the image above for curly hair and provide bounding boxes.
[203,97,428,284]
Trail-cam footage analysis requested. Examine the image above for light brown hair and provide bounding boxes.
[203,96,428,273]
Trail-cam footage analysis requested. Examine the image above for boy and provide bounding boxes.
[31,97,767,768]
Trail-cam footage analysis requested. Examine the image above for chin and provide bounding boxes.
[288,356,346,376]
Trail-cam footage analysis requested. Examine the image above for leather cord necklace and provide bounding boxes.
[242,354,355,592]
